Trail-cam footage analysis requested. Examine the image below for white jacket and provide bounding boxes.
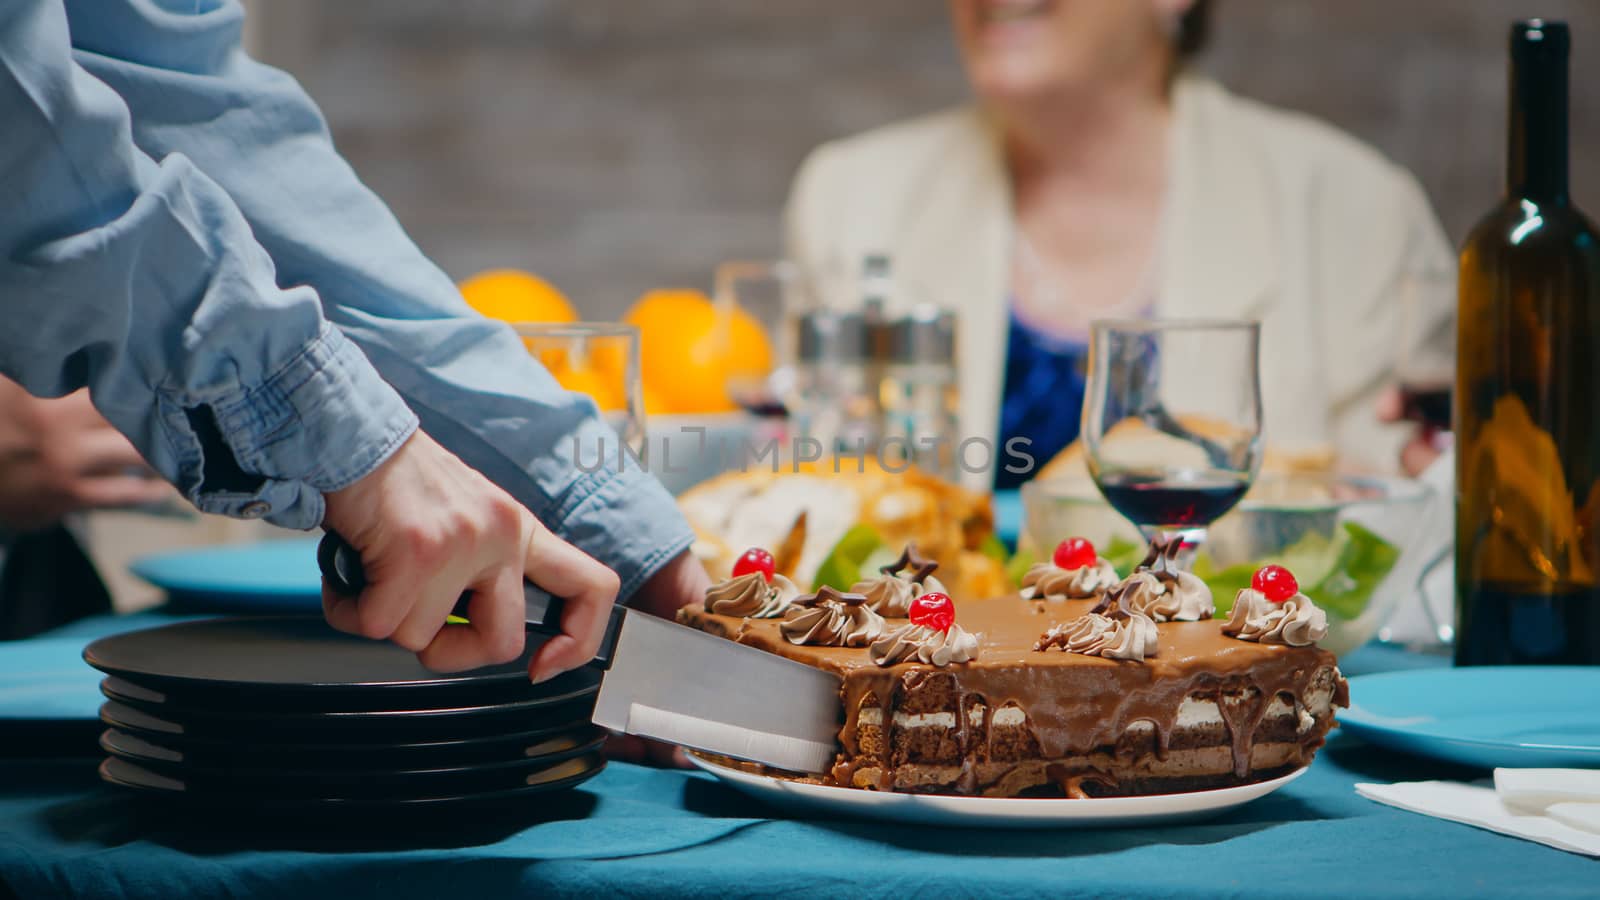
[785,75,1456,491]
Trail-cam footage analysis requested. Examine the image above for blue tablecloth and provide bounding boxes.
[0,613,1592,899]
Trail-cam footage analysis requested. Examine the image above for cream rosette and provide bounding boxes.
[1222,588,1329,647]
[704,571,801,619]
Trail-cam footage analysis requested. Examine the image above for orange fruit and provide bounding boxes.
[724,307,774,379]
[587,338,630,382]
[624,289,774,414]
[621,290,702,359]
[641,382,670,417]
[457,269,576,324]
[459,269,579,371]
[552,364,625,412]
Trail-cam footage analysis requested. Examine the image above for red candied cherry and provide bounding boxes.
[1052,537,1098,571]
[909,592,956,633]
[1251,565,1299,603]
[732,547,776,583]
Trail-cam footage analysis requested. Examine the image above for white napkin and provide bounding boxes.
[1356,768,1600,857]
[1495,768,1600,813]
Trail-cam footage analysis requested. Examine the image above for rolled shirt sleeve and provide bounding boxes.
[63,0,693,597]
[0,0,418,529]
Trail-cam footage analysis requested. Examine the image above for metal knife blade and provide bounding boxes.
[592,611,841,773]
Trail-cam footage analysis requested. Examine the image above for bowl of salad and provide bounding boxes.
[1019,473,1440,657]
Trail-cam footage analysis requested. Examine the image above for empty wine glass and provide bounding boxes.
[713,259,802,414]
[1081,319,1263,555]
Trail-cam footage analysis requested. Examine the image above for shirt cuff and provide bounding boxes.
[167,323,418,529]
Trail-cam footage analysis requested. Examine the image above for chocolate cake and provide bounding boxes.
[680,543,1347,799]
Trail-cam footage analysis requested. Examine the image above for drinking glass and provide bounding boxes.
[1081,319,1263,553]
[713,259,802,414]
[514,322,646,463]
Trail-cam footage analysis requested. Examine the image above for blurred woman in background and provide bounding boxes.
[785,0,1455,490]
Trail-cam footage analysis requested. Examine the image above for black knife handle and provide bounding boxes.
[317,530,622,668]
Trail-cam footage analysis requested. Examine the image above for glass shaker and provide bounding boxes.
[880,306,959,479]
[790,310,881,463]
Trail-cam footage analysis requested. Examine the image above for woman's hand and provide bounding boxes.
[0,379,172,531]
[629,548,712,622]
[1375,386,1452,478]
[321,430,620,681]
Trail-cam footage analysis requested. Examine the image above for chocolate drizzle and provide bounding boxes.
[956,691,979,794]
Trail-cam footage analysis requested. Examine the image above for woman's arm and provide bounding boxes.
[0,0,417,527]
[64,0,695,600]
[0,0,626,675]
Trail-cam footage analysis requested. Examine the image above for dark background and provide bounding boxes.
[250,0,1600,317]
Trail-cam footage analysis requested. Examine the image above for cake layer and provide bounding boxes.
[862,746,1310,798]
[866,703,1318,766]
[680,593,1347,797]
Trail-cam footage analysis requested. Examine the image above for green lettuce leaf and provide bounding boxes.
[1308,522,1400,621]
[1100,536,1146,575]
[978,532,1009,564]
[1194,557,1256,615]
[1202,522,1399,620]
[812,524,885,592]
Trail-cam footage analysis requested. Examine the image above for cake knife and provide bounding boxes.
[317,532,841,773]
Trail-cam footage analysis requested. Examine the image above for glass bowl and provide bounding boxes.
[1020,474,1438,657]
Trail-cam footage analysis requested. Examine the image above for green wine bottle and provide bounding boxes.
[1455,20,1600,665]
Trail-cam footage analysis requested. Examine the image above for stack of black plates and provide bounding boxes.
[82,617,605,813]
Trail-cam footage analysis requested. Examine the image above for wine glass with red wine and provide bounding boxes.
[1081,319,1263,554]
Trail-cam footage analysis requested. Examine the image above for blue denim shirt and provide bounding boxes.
[0,0,693,598]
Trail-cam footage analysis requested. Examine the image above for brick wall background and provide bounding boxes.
[249,1,1600,318]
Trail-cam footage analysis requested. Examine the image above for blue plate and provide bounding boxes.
[0,637,106,756]
[128,538,324,614]
[0,638,103,721]
[1341,666,1600,769]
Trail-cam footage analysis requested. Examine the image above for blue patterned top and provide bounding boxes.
[995,308,1089,489]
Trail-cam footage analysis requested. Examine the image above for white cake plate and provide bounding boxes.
[688,754,1308,829]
